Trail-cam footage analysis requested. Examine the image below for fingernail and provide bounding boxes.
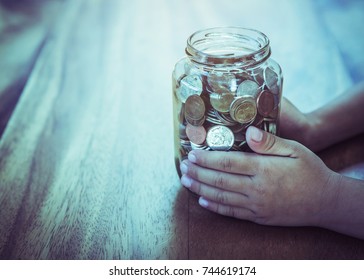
[180,161,188,174]
[249,126,263,142]
[181,175,192,188]
[199,197,209,208]
[188,152,197,163]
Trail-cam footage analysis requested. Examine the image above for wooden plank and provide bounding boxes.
[0,0,188,259]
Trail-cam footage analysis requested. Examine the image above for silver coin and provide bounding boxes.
[263,67,279,95]
[207,72,237,93]
[177,74,203,103]
[210,92,235,113]
[251,67,264,85]
[176,74,187,88]
[268,122,277,135]
[190,142,210,150]
[180,139,191,147]
[206,115,224,125]
[206,108,224,125]
[180,139,192,154]
[262,120,277,135]
[206,125,234,151]
[214,110,237,126]
[236,80,260,97]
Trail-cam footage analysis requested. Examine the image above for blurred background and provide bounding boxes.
[1,0,364,135]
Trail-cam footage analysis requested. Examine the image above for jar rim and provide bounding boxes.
[186,27,270,68]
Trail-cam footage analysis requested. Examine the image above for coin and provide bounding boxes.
[178,103,185,124]
[264,67,279,95]
[251,67,264,85]
[210,92,235,113]
[180,139,192,154]
[236,80,260,97]
[176,74,187,88]
[180,139,191,147]
[230,123,245,133]
[207,72,237,93]
[234,130,246,142]
[229,96,257,124]
[185,94,205,121]
[191,142,210,150]
[186,123,207,145]
[179,123,188,140]
[214,110,237,126]
[185,115,205,126]
[177,74,203,103]
[268,106,279,118]
[206,125,234,151]
[268,121,277,134]
[252,113,264,127]
[257,90,275,117]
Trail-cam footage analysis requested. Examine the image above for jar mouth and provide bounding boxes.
[186,27,270,68]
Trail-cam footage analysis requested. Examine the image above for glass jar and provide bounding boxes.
[172,27,283,176]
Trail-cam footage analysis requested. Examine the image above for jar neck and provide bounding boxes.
[186,27,271,69]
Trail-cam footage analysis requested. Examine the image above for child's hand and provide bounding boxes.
[279,97,315,150]
[180,126,340,227]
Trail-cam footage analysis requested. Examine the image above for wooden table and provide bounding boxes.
[1,0,364,259]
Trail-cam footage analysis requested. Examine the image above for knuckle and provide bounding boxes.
[225,206,238,219]
[218,156,233,172]
[288,140,304,157]
[215,203,234,218]
[263,133,276,152]
[191,180,203,195]
[214,190,228,204]
[213,173,227,188]
[186,162,197,178]
[249,199,272,225]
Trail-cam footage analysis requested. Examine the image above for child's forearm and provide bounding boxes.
[306,82,364,151]
[318,173,364,240]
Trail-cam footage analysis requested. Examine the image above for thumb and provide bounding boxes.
[246,126,301,157]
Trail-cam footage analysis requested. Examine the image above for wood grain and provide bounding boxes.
[0,0,363,259]
[0,0,188,259]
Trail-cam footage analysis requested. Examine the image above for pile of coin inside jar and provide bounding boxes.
[174,65,281,158]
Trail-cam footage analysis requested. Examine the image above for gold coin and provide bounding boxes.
[185,94,205,121]
[230,97,257,124]
[210,92,235,113]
